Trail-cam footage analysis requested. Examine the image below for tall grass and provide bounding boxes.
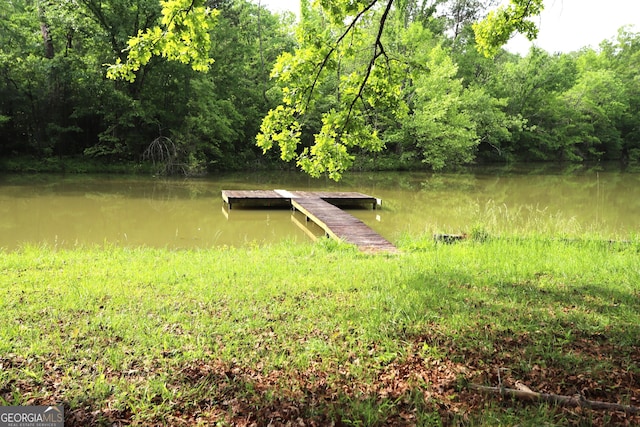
[466,199,607,238]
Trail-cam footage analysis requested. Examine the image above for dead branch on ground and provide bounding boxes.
[469,382,640,414]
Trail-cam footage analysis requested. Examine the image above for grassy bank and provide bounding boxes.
[0,156,153,174]
[1,236,639,426]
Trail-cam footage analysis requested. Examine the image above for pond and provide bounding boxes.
[1,164,639,250]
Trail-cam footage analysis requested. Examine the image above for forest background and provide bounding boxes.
[1,0,639,176]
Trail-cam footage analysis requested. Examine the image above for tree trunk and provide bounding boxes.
[38,1,54,59]
[40,22,54,59]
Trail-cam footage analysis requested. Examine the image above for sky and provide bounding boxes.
[258,0,640,55]
[505,0,640,55]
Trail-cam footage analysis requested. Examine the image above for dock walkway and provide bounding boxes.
[221,189,397,253]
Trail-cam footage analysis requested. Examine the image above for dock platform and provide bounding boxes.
[221,189,396,253]
[222,190,379,210]
[221,190,292,209]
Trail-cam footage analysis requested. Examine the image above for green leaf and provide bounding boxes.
[107,0,218,81]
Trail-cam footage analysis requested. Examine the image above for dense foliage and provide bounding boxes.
[0,0,294,173]
[1,0,639,176]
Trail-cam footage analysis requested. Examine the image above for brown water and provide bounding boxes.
[1,165,639,250]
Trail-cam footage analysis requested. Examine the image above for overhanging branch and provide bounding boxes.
[304,0,383,108]
[341,0,394,135]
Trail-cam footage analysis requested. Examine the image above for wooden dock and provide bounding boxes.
[222,190,380,210]
[221,190,397,253]
[221,190,292,209]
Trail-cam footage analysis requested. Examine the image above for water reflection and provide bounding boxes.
[0,164,638,250]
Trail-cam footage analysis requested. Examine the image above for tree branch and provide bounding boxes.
[469,383,640,414]
[341,0,394,134]
[79,0,125,57]
[304,0,382,109]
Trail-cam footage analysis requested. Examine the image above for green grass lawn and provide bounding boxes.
[1,235,639,426]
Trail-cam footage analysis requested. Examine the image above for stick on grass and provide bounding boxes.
[469,384,640,414]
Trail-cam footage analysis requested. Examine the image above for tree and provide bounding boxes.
[0,0,296,173]
[408,45,479,169]
[96,0,547,178]
[0,0,93,156]
[255,0,548,179]
[562,62,628,160]
[256,0,407,180]
[487,48,583,161]
[472,0,544,57]
[443,0,498,44]
[599,27,640,163]
[169,0,296,171]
